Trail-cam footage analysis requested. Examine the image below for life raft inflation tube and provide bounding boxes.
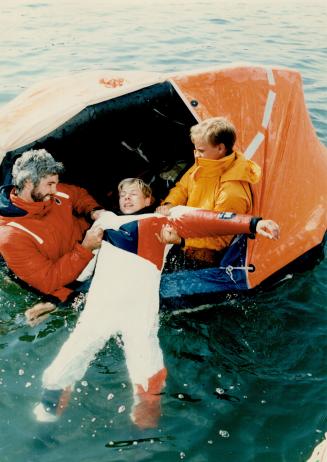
[109,207,261,271]
[169,206,260,238]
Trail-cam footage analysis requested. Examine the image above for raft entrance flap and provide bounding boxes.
[1,82,198,208]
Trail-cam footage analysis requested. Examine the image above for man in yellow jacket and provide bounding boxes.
[156,116,261,264]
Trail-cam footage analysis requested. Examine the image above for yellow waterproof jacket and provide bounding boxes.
[164,151,261,250]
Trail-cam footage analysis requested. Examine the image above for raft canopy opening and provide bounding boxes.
[0,81,198,209]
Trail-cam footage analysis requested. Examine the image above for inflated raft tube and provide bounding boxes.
[0,65,326,311]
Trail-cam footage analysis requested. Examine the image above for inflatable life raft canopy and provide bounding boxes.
[0,64,326,307]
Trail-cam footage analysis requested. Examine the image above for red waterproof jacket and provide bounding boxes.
[0,183,100,301]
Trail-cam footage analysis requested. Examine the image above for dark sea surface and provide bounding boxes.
[0,1,326,461]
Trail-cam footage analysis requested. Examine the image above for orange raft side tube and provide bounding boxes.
[137,210,258,272]
[171,65,327,288]
[170,209,258,239]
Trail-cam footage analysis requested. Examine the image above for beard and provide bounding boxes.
[31,188,51,202]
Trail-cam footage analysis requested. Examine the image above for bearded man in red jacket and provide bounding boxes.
[0,149,104,305]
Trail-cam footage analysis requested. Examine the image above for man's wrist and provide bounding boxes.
[249,217,262,233]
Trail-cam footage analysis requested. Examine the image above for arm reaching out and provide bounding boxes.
[158,208,281,243]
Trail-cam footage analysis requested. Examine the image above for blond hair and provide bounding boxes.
[190,117,236,153]
[118,178,152,198]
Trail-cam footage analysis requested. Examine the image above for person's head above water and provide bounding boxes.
[190,116,236,160]
[12,149,64,202]
[118,178,153,214]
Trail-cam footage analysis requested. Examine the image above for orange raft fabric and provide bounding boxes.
[171,66,327,288]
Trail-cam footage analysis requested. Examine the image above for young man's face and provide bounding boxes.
[193,140,227,160]
[31,174,59,202]
[119,184,151,214]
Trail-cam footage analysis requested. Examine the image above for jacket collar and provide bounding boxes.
[191,151,261,184]
[10,188,54,218]
[192,152,237,178]
[0,185,27,218]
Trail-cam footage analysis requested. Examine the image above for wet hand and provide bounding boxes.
[157,224,182,244]
[25,302,57,327]
[82,226,104,251]
[155,203,174,215]
[90,208,106,221]
[256,220,280,240]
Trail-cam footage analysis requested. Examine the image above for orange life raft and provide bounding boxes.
[0,65,326,310]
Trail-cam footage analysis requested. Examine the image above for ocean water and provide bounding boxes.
[0,1,326,461]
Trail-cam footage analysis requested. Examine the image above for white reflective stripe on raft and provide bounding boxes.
[244,132,265,159]
[266,67,276,86]
[244,67,276,159]
[6,221,44,244]
[262,90,276,129]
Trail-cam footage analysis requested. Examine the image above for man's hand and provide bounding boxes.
[155,203,174,216]
[90,209,106,221]
[81,226,104,251]
[25,302,57,327]
[157,224,182,244]
[256,220,280,240]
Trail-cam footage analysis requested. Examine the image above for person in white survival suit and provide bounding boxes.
[33,181,279,429]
